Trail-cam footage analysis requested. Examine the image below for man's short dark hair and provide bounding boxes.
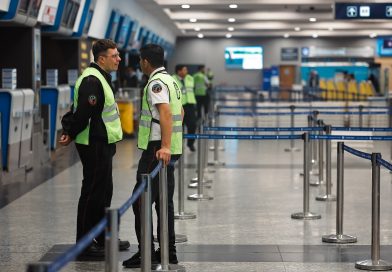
[175,64,187,73]
[140,44,164,68]
[198,65,205,71]
[92,39,117,62]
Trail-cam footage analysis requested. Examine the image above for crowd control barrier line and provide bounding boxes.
[284,105,301,152]
[203,126,392,132]
[322,142,357,244]
[27,160,168,272]
[217,105,390,110]
[217,111,390,116]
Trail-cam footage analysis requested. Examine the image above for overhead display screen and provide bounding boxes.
[224,46,263,70]
[335,3,392,20]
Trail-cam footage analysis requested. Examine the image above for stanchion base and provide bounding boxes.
[206,167,216,173]
[208,160,226,166]
[355,259,392,271]
[209,146,225,151]
[284,147,301,152]
[188,182,211,189]
[310,180,322,186]
[153,234,188,244]
[316,194,337,201]
[191,177,213,183]
[322,234,357,244]
[152,264,186,272]
[174,212,197,220]
[291,212,321,220]
[188,193,213,201]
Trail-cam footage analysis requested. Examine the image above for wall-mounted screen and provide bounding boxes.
[225,46,263,70]
[377,37,392,57]
[105,10,121,40]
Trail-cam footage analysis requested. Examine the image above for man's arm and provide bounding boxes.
[155,103,172,165]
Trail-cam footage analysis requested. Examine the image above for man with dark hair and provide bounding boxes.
[59,39,130,257]
[122,44,183,268]
[193,65,209,119]
[173,64,197,151]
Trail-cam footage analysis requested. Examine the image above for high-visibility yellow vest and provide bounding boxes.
[138,71,183,154]
[172,74,196,105]
[193,71,207,96]
[73,67,123,145]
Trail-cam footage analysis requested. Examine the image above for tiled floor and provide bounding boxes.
[1,101,392,271]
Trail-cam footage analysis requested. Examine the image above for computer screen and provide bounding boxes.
[225,46,263,70]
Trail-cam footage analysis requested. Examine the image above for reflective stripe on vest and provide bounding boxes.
[73,67,123,145]
[138,71,183,154]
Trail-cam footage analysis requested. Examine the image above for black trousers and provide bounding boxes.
[132,141,180,252]
[75,141,116,245]
[183,103,197,147]
[196,94,209,119]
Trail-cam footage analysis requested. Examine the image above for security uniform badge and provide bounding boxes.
[88,95,97,106]
[152,83,162,93]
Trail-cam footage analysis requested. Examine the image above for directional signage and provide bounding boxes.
[335,3,392,20]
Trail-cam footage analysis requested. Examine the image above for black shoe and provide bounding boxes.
[119,239,130,251]
[122,250,159,268]
[188,145,196,152]
[80,241,105,258]
[155,248,179,264]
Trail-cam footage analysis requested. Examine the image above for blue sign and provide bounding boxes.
[335,3,392,20]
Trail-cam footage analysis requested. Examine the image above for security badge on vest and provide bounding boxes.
[138,71,183,155]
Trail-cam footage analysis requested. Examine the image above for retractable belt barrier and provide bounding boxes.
[217,105,390,110]
[27,160,181,272]
[216,111,390,116]
[203,126,392,132]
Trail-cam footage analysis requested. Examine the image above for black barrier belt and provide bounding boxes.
[203,126,392,132]
[377,158,392,172]
[217,111,389,116]
[47,160,166,272]
[217,105,390,110]
[343,144,372,160]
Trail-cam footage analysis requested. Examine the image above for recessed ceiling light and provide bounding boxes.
[181,4,190,9]
[369,33,377,38]
[190,18,197,23]
[229,4,238,9]
[228,27,234,31]
[197,33,204,38]
[226,33,232,38]
[294,27,301,31]
[309,17,317,22]
[312,33,318,38]
[228,18,236,22]
[194,27,201,31]
[283,33,290,38]
[328,27,334,31]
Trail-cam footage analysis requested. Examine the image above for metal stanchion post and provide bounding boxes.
[312,111,319,165]
[291,133,321,220]
[311,120,324,186]
[188,138,213,201]
[285,105,300,152]
[208,115,225,166]
[105,208,119,272]
[322,142,357,243]
[209,111,225,152]
[141,174,152,272]
[316,125,336,201]
[174,140,196,220]
[26,263,49,272]
[355,153,392,271]
[359,105,364,128]
[154,166,186,272]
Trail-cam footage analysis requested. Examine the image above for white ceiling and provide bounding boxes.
[137,0,392,39]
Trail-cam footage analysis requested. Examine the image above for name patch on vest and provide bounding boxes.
[152,83,162,93]
[88,95,97,106]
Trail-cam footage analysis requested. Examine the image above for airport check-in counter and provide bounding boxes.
[40,85,71,150]
[19,89,34,168]
[0,89,24,171]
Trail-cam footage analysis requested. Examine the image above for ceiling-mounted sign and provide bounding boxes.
[281,48,298,61]
[335,3,392,20]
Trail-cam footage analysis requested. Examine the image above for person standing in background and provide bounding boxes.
[173,64,197,151]
[193,65,209,119]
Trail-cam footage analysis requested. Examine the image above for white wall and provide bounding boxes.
[169,37,376,87]
[88,0,176,43]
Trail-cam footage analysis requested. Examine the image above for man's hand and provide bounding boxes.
[59,134,72,146]
[156,147,171,166]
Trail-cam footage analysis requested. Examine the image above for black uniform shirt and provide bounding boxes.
[67,63,114,142]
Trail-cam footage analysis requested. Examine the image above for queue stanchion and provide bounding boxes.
[209,109,225,152]
[174,140,196,220]
[355,153,392,271]
[359,105,364,128]
[105,208,119,272]
[322,142,357,244]
[311,120,324,186]
[284,105,300,152]
[311,111,319,166]
[141,174,152,272]
[208,113,225,166]
[188,137,213,201]
[291,133,321,220]
[26,263,49,272]
[154,165,186,272]
[316,125,336,201]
